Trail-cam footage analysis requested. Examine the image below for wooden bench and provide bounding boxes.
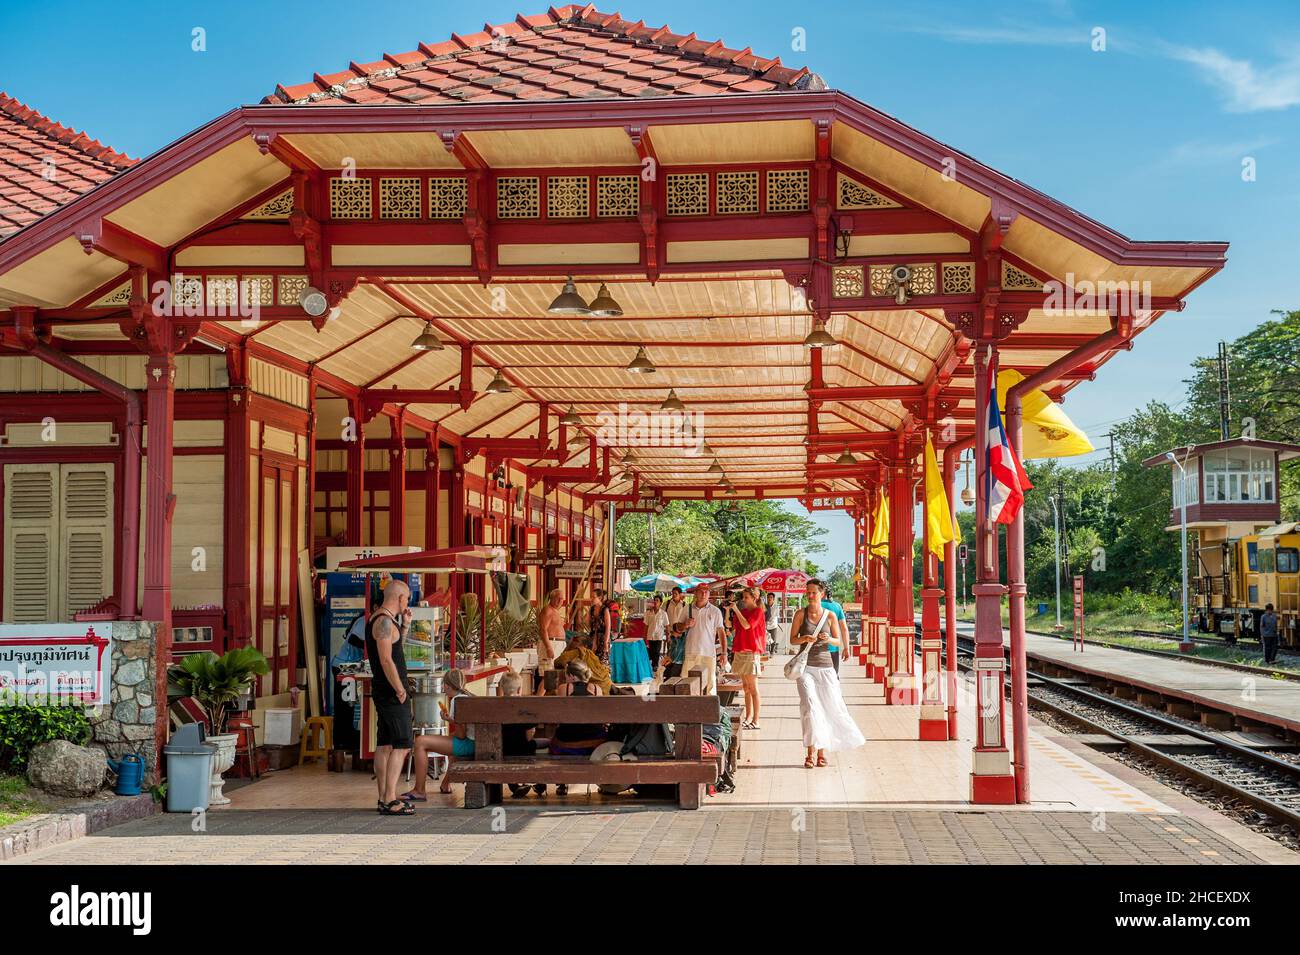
[445,694,721,809]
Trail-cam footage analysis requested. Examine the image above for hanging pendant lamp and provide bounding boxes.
[587,282,623,317]
[547,275,591,315]
[626,346,656,374]
[803,322,836,348]
[560,406,581,426]
[835,447,857,466]
[484,369,512,394]
[660,389,685,412]
[409,321,444,351]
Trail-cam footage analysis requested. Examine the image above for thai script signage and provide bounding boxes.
[0,624,113,705]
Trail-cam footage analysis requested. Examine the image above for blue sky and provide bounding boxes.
[3,0,1296,571]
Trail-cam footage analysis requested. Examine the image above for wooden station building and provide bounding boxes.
[0,7,1225,802]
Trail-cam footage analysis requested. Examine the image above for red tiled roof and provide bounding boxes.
[265,5,825,105]
[0,92,136,240]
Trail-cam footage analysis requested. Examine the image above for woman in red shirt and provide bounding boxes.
[731,587,768,729]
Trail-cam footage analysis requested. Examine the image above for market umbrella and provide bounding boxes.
[733,568,809,594]
[630,572,689,593]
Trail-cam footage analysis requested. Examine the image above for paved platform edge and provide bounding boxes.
[0,793,159,861]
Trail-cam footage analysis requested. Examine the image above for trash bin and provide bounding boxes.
[1036,602,1048,616]
[163,723,217,813]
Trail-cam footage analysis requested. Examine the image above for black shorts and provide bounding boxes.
[374,700,413,749]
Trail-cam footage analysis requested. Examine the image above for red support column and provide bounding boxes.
[389,410,407,546]
[344,394,365,546]
[970,341,1015,803]
[886,460,917,705]
[223,348,252,649]
[918,455,948,739]
[1005,391,1031,803]
[142,351,175,772]
[868,499,887,681]
[424,429,441,550]
[942,440,970,740]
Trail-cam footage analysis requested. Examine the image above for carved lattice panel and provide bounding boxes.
[92,282,132,307]
[497,176,539,219]
[941,263,975,295]
[244,189,294,220]
[547,176,590,218]
[666,173,709,216]
[429,177,468,219]
[277,275,309,306]
[173,275,203,310]
[837,174,902,210]
[716,171,759,215]
[241,275,275,308]
[1002,262,1043,291]
[597,175,638,217]
[766,168,809,213]
[832,266,864,298]
[909,264,937,296]
[380,178,422,219]
[329,177,372,219]
[205,276,239,309]
[868,265,894,297]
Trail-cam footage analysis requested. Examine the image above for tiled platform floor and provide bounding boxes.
[7,653,1296,864]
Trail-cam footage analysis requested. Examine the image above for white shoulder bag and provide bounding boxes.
[784,608,830,681]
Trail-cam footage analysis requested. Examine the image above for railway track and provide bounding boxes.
[943,632,1300,839]
[1025,627,1300,681]
[1130,627,1299,659]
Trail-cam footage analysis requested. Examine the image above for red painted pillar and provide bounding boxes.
[223,349,252,648]
[424,430,441,549]
[919,454,948,739]
[942,441,968,739]
[970,342,1015,803]
[868,488,887,681]
[389,411,407,546]
[1006,390,1031,803]
[886,460,917,705]
[143,351,175,771]
[345,395,365,546]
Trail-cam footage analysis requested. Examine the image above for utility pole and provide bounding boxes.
[1105,430,1116,508]
[646,510,656,575]
[1051,486,1062,629]
[1217,341,1231,441]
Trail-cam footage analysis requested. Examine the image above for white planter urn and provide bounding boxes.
[207,734,239,806]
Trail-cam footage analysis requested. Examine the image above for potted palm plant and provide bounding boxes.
[485,605,539,673]
[167,647,270,806]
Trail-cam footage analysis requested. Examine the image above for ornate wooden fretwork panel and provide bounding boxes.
[837,174,902,210]
[867,263,936,297]
[428,177,468,220]
[173,274,203,309]
[244,189,294,220]
[205,276,238,309]
[909,264,937,296]
[277,275,309,307]
[868,265,894,297]
[92,282,132,307]
[766,168,809,213]
[666,172,709,216]
[329,177,372,219]
[831,265,864,298]
[496,176,540,219]
[941,262,975,295]
[241,275,275,308]
[547,176,589,218]
[1001,262,1043,291]
[379,177,422,219]
[597,175,638,217]
[716,170,759,215]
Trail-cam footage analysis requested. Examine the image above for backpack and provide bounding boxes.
[620,722,674,758]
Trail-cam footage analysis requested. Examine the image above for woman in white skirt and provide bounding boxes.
[790,578,865,768]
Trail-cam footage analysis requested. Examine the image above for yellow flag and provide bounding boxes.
[924,434,961,557]
[869,491,890,559]
[997,369,1094,460]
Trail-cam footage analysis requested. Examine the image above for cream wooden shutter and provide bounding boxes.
[59,463,114,619]
[3,464,58,622]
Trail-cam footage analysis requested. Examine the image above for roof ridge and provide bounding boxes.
[266,6,820,105]
[0,91,137,168]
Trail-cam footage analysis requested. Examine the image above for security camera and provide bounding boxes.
[890,265,912,285]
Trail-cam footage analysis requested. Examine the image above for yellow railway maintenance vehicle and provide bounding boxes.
[1145,439,1300,647]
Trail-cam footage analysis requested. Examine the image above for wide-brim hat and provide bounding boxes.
[590,741,637,795]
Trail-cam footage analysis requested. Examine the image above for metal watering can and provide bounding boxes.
[107,752,145,796]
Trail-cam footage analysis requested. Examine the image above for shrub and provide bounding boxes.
[0,705,92,774]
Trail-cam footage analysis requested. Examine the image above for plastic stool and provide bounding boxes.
[299,716,332,764]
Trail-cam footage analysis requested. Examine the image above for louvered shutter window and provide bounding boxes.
[3,466,58,622]
[60,464,114,618]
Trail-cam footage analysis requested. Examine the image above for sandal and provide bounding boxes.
[804,755,815,769]
[379,799,415,816]
[816,754,828,768]
[399,790,427,802]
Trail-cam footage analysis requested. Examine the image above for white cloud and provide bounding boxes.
[1165,45,1300,112]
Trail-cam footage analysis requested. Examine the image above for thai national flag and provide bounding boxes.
[986,379,1033,525]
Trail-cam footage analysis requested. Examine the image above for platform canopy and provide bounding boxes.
[0,5,1226,509]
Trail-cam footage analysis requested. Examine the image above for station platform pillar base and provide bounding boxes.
[887,675,918,706]
[918,705,949,741]
[970,749,1016,804]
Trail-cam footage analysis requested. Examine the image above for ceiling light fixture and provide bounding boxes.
[484,369,512,395]
[660,389,685,412]
[547,275,591,315]
[626,345,656,374]
[803,322,836,348]
[586,282,623,317]
[708,459,723,474]
[835,446,857,466]
[560,406,581,426]
[409,321,444,351]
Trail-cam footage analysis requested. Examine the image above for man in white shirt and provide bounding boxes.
[645,595,670,671]
[681,585,725,694]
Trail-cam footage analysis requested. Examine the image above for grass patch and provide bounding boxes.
[0,775,48,828]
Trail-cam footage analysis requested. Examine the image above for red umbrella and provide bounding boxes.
[733,568,809,594]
